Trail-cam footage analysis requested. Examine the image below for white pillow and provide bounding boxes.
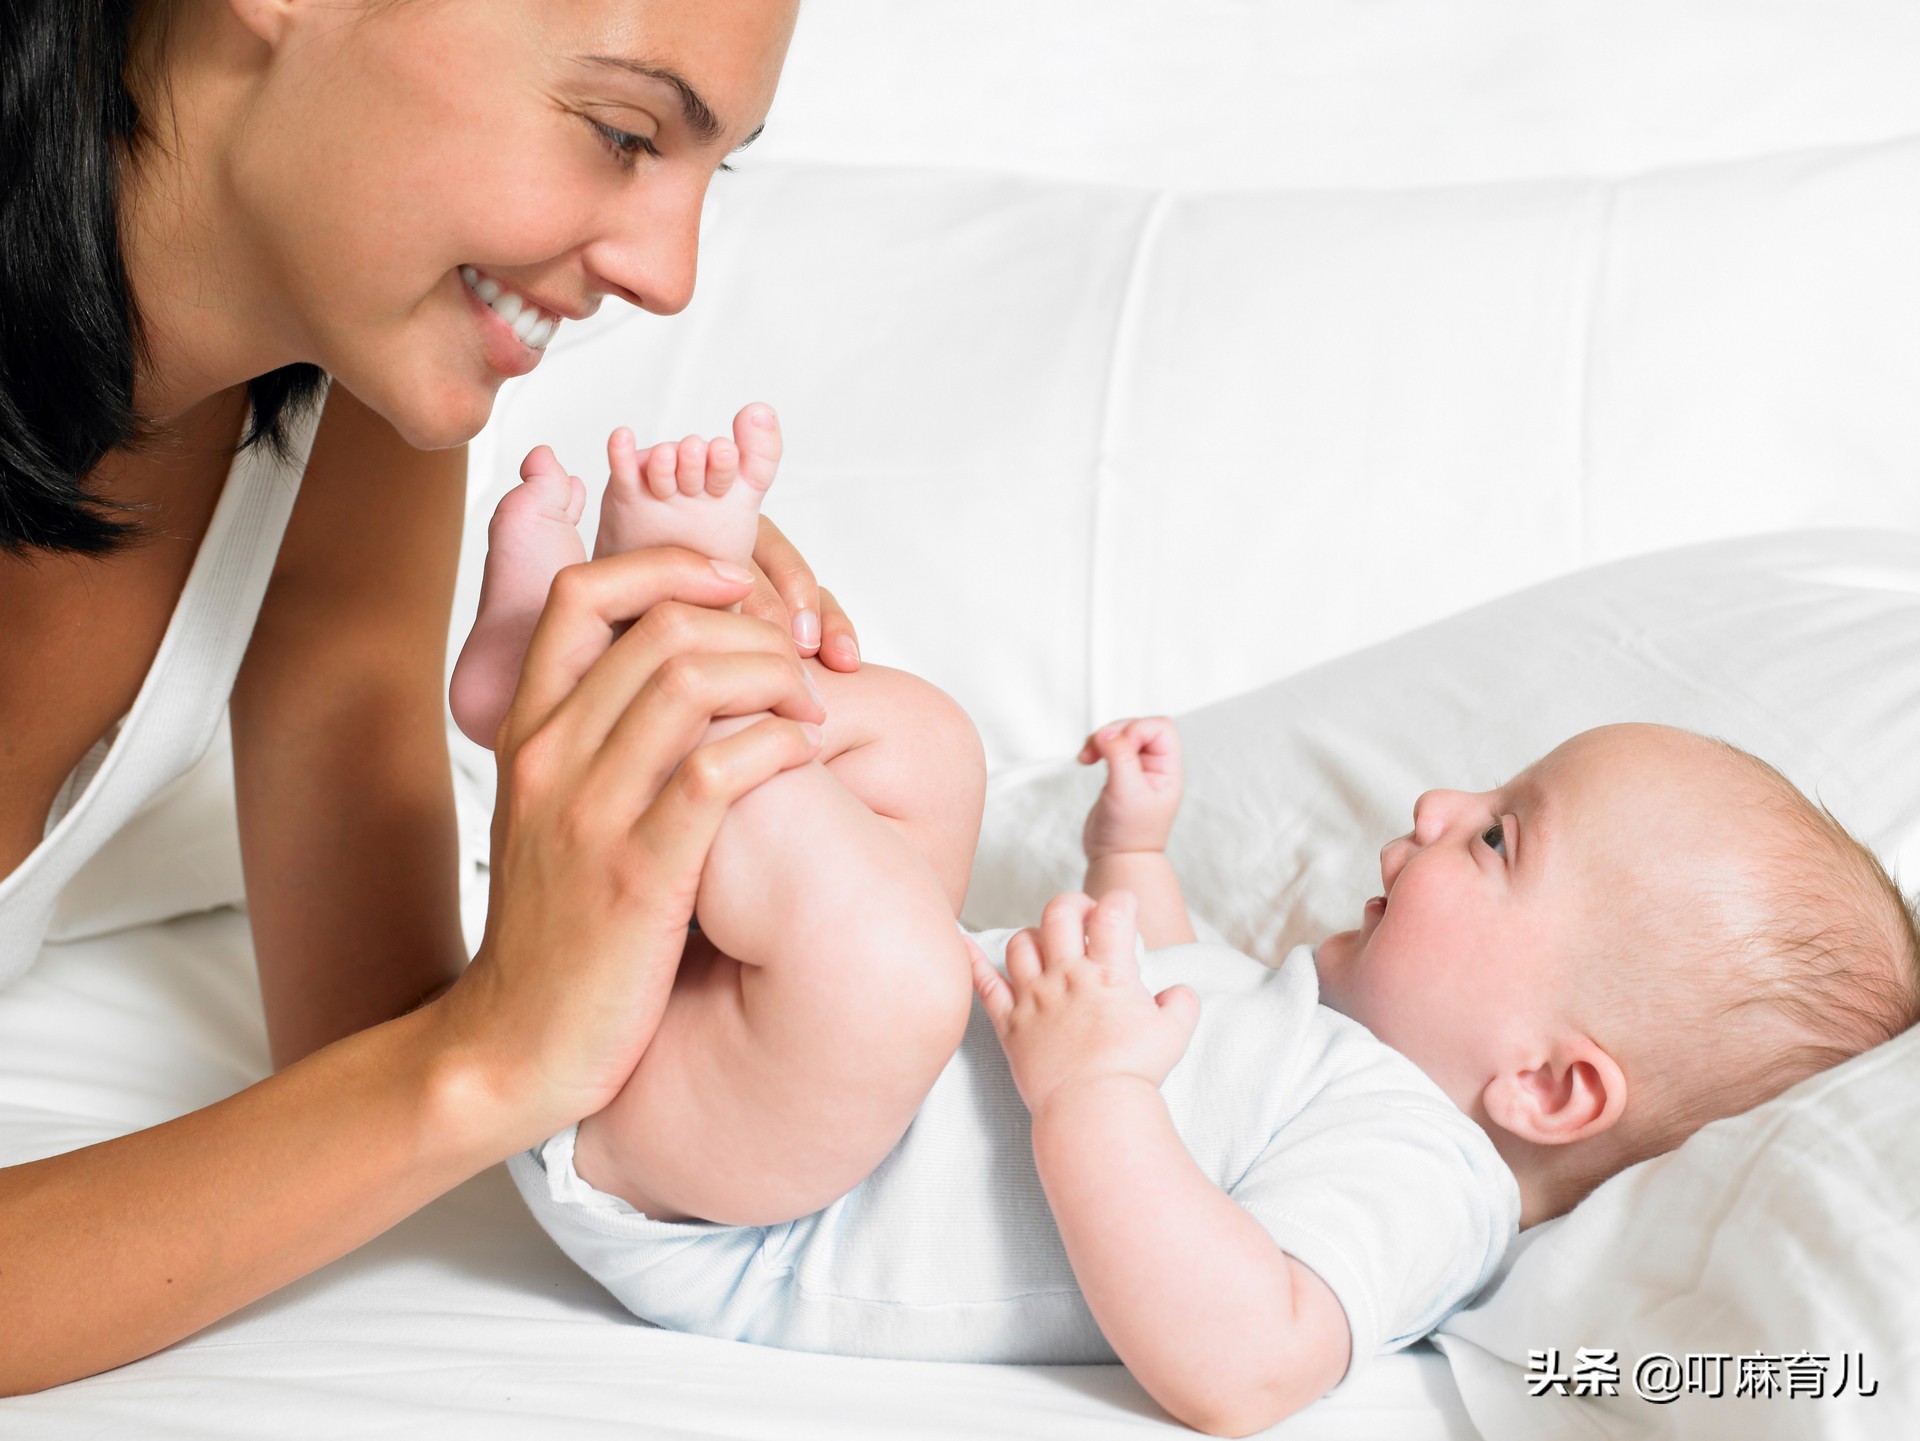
[1435,1026,1920,1440]
[964,528,1920,944]
[964,527,1920,1441]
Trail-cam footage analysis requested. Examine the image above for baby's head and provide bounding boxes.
[1315,723,1920,1227]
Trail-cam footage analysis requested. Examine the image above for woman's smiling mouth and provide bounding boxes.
[460,265,561,350]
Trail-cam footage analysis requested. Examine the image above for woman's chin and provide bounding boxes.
[348,365,501,451]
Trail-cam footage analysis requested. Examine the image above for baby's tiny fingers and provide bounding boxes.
[1005,928,1044,992]
[1039,892,1096,971]
[1086,891,1141,979]
[1130,718,1181,771]
[1154,983,1201,1047]
[970,944,1016,1032]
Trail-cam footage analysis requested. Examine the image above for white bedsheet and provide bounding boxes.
[0,909,1474,1439]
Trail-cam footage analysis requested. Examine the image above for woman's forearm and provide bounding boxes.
[1031,1075,1346,1435]
[0,995,531,1396]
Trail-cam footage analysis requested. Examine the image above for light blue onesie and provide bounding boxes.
[509,932,1520,1374]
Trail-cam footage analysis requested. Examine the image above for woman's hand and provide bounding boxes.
[434,546,827,1146]
[746,514,862,672]
[972,891,1200,1121]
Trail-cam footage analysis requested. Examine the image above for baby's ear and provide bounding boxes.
[1481,1034,1626,1147]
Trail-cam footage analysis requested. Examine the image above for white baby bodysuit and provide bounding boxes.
[510,932,1521,1374]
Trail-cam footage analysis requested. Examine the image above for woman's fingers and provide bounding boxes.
[507,547,754,736]
[815,585,861,672]
[626,714,824,885]
[749,514,823,656]
[559,599,823,752]
[587,651,826,816]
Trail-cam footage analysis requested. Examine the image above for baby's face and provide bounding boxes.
[1314,725,1739,1117]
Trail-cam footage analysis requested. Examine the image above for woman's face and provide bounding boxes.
[228,0,797,448]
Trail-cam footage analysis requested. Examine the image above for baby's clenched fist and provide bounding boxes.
[1079,717,1183,861]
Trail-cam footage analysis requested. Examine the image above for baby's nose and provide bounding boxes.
[1410,788,1471,844]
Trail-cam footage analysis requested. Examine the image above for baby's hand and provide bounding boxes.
[1079,716,1182,860]
[971,892,1199,1119]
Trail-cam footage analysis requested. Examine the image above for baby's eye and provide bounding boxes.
[1480,820,1507,858]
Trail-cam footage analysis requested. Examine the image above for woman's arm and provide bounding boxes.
[1,543,827,1395]
[231,389,469,1065]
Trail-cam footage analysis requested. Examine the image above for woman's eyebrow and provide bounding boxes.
[577,55,723,144]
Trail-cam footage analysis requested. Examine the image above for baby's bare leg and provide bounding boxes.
[575,661,986,1226]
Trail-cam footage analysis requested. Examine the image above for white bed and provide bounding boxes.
[8,4,1920,1437]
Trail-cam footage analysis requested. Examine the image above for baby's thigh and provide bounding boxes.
[811,661,986,910]
[576,924,969,1230]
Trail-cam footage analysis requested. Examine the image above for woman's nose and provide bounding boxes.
[586,189,704,317]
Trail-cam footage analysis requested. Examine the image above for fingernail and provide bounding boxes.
[753,405,777,427]
[801,666,822,707]
[835,635,859,664]
[800,721,823,746]
[710,560,754,582]
[794,609,821,649]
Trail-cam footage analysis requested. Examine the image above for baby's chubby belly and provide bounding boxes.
[766,982,1074,1308]
[764,929,1293,1311]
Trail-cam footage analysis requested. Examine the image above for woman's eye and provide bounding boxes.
[590,119,660,169]
[1481,820,1507,858]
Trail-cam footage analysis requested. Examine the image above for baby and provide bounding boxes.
[452,407,1920,1437]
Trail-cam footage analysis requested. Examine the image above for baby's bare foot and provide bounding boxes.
[593,403,783,570]
[450,445,587,748]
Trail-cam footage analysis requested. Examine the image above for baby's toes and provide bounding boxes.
[644,440,679,499]
[732,403,783,494]
[706,437,739,496]
[676,435,709,496]
[606,428,642,500]
[512,445,583,523]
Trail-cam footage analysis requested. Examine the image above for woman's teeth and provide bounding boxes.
[460,266,558,350]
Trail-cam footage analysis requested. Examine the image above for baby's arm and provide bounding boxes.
[972,895,1350,1437]
[1081,718,1196,947]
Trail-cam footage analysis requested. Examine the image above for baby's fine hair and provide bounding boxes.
[1626,741,1920,1169]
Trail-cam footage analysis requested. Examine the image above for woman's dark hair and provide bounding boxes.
[0,1,326,556]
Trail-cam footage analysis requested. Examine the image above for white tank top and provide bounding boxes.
[0,398,321,988]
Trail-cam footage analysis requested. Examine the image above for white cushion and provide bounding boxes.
[462,137,1920,785]
[761,2,1920,189]
[964,527,1920,1441]
[56,124,1920,942]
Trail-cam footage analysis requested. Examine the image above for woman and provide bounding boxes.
[0,0,847,1393]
